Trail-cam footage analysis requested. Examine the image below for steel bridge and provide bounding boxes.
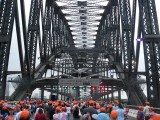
[0,0,160,107]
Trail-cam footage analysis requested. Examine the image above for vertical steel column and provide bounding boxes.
[111,86,114,101]
[138,0,160,106]
[50,85,53,100]
[41,87,44,101]
[0,0,17,99]
[107,87,109,102]
[118,89,121,103]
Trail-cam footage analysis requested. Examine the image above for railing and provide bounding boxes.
[125,105,160,119]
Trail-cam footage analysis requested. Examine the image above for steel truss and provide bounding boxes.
[0,0,160,107]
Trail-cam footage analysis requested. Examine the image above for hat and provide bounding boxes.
[92,113,110,120]
[145,102,150,105]
[138,106,144,110]
[54,103,58,107]
[16,104,21,108]
[100,107,106,112]
[108,104,113,108]
[2,106,8,110]
[61,107,66,112]
[89,100,95,106]
[110,110,118,119]
[149,115,160,120]
[56,107,61,112]
[20,110,30,120]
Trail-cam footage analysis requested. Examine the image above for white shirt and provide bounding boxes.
[143,105,150,116]
[53,112,67,120]
[14,111,21,120]
[66,107,71,114]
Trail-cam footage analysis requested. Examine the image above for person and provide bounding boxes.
[5,107,15,120]
[149,107,156,118]
[66,104,71,120]
[60,107,67,120]
[73,106,80,120]
[143,102,150,120]
[116,104,125,120]
[47,101,54,120]
[149,114,160,120]
[137,106,144,120]
[95,105,100,114]
[107,104,112,116]
[53,107,61,120]
[92,107,110,120]
[112,101,119,110]
[19,110,30,120]
[110,110,118,120]
[82,101,97,120]
[1,106,9,120]
[34,108,47,120]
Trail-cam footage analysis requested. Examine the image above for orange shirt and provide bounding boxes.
[149,115,160,120]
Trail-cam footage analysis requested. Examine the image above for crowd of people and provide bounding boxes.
[0,99,159,120]
[136,102,160,120]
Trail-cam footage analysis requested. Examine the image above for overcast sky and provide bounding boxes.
[7,0,160,99]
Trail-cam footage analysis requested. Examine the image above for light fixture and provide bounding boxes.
[136,38,143,42]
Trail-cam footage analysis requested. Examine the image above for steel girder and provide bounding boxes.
[1,0,160,106]
[95,0,147,105]
[0,0,17,99]
[10,0,75,100]
[24,0,42,78]
[138,0,160,106]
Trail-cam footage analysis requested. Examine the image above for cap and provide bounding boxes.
[138,106,144,110]
[54,103,58,107]
[16,104,21,108]
[110,110,118,119]
[56,107,61,112]
[100,107,106,112]
[20,110,30,119]
[89,100,95,106]
[108,104,113,108]
[145,102,150,105]
[2,106,8,110]
[61,107,66,112]
[149,115,160,120]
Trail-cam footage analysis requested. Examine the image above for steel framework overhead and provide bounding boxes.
[0,0,160,107]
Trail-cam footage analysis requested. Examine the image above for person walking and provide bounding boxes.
[34,108,47,120]
[143,102,150,120]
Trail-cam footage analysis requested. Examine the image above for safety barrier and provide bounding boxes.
[125,105,160,119]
